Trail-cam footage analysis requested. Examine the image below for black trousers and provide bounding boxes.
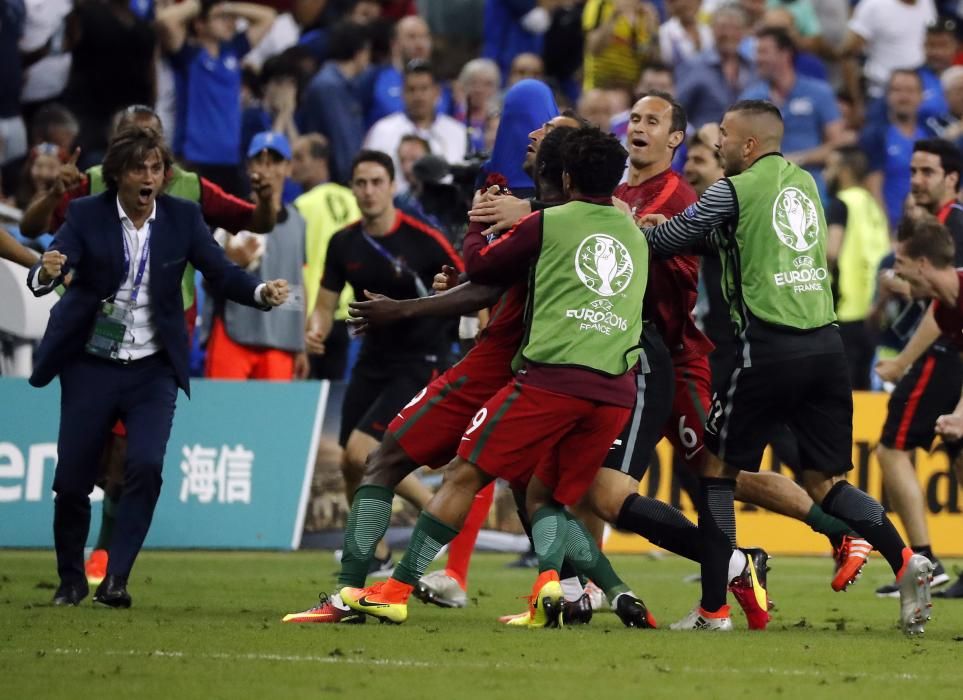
[53,353,177,584]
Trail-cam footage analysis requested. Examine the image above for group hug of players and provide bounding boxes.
[283,79,960,635]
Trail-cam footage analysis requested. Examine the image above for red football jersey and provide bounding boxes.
[614,169,714,363]
[933,270,963,350]
[470,281,527,365]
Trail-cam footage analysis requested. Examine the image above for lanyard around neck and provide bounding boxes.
[360,228,429,298]
[120,221,153,306]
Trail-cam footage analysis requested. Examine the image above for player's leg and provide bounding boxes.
[424,481,494,605]
[791,352,933,635]
[85,425,126,585]
[673,362,783,631]
[535,402,657,629]
[936,450,963,598]
[339,457,495,623]
[677,354,854,549]
[875,349,961,594]
[340,383,578,623]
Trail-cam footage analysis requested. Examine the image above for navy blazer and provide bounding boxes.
[28,191,268,395]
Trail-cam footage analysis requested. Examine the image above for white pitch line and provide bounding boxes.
[0,648,922,681]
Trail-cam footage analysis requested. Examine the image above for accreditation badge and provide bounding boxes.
[85,301,130,361]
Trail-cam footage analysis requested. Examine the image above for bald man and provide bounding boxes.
[640,99,934,635]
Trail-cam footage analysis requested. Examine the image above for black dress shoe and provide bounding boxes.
[93,575,132,608]
[52,580,89,606]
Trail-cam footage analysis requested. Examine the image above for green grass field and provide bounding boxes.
[2,550,962,699]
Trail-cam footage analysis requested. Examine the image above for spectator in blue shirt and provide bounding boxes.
[240,54,301,168]
[740,27,843,198]
[918,17,958,123]
[299,21,372,185]
[859,69,936,228]
[158,0,277,195]
[676,4,756,129]
[928,66,963,150]
[368,15,443,127]
[483,0,550,79]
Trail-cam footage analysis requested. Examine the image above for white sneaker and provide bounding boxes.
[669,603,733,631]
[413,571,467,608]
[899,554,934,635]
[584,581,606,610]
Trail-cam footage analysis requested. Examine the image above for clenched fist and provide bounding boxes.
[39,250,67,284]
[260,278,289,307]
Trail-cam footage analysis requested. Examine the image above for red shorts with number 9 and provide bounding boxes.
[388,345,515,469]
[664,355,712,469]
[457,381,631,505]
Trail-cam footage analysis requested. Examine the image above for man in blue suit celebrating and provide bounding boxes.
[27,125,289,608]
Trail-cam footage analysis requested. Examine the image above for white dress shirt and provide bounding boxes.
[363,112,468,193]
[112,197,161,361]
[30,197,269,361]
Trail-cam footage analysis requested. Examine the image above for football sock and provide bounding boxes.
[337,484,394,588]
[393,511,460,586]
[560,576,584,602]
[727,549,747,583]
[699,478,736,613]
[531,505,569,574]
[563,513,629,601]
[804,503,854,542]
[616,493,701,562]
[94,494,118,551]
[821,481,906,574]
[444,482,495,590]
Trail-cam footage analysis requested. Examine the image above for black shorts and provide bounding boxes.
[339,357,441,446]
[705,351,853,475]
[709,344,802,472]
[880,347,963,457]
[603,327,674,480]
[309,320,351,381]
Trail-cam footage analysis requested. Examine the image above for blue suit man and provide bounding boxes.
[28,126,289,607]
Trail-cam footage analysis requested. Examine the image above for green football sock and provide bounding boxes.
[804,504,854,539]
[337,484,394,588]
[531,505,568,574]
[393,511,460,586]
[564,513,628,602]
[94,494,118,551]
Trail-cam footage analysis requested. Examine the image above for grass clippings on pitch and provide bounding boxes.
[2,550,962,699]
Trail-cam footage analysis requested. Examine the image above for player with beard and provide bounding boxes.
[894,220,963,551]
[280,91,591,624]
[639,100,933,634]
[599,96,865,624]
[873,138,963,597]
[687,125,872,593]
[338,127,654,628]
[416,95,864,629]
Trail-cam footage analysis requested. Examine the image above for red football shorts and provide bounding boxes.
[389,347,514,469]
[664,354,712,469]
[457,381,631,505]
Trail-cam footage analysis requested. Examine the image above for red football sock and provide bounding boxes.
[444,482,495,590]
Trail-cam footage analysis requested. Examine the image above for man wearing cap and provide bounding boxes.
[205,131,307,380]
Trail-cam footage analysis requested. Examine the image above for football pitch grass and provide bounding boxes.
[3,550,962,699]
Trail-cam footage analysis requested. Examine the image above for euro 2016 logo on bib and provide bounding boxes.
[574,234,634,297]
[772,187,820,252]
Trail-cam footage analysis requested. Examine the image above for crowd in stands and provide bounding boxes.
[2,0,963,390]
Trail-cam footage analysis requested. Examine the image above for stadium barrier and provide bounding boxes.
[605,392,963,556]
[0,377,326,550]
